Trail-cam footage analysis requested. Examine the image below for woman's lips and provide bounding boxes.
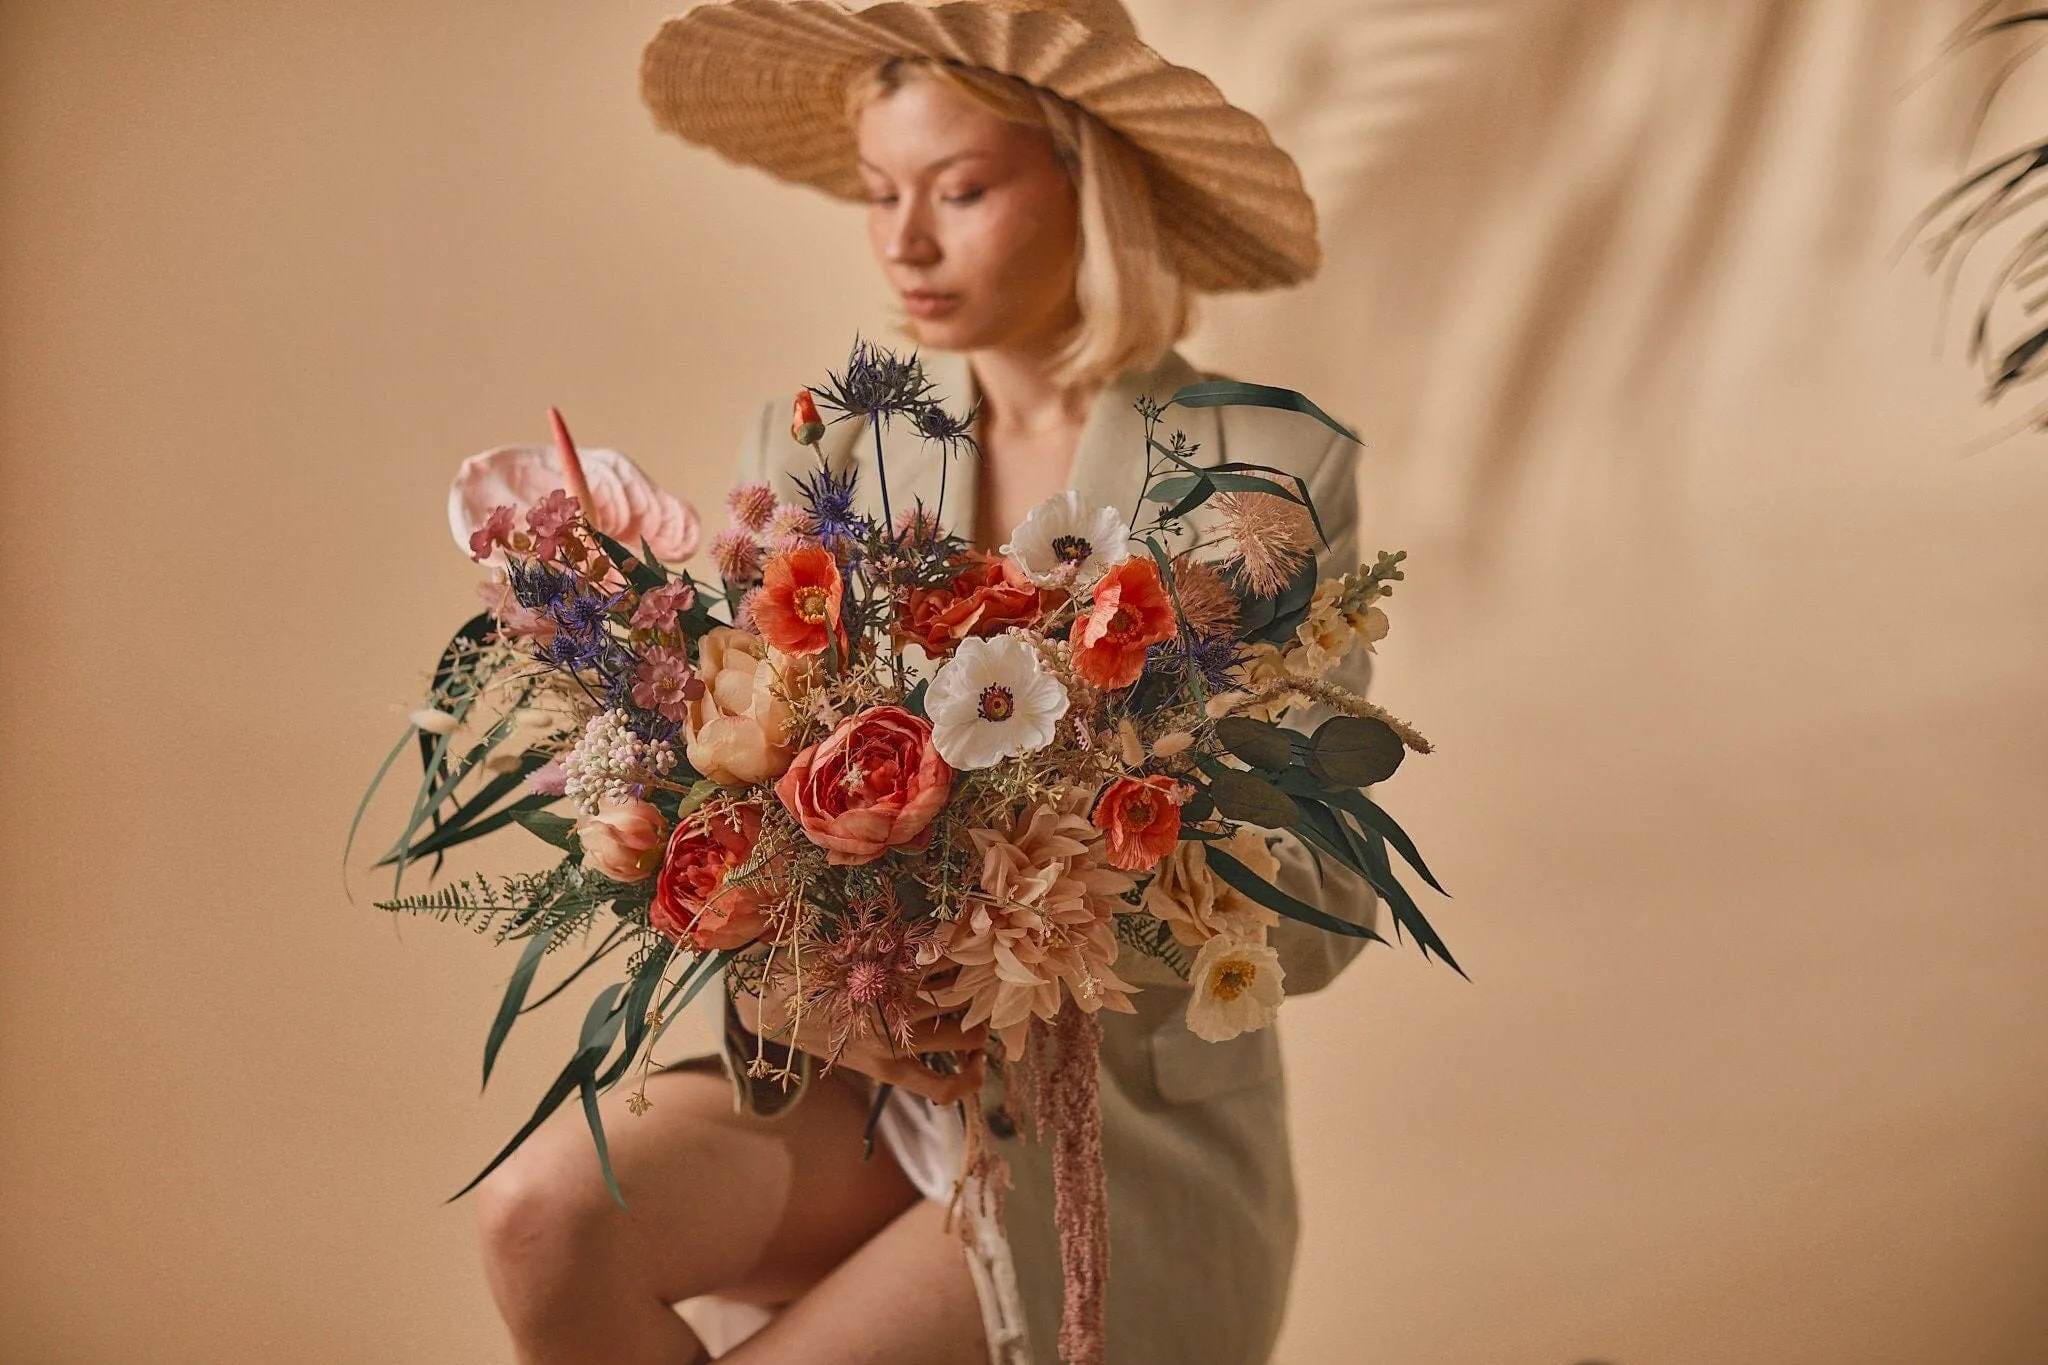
[901,290,960,319]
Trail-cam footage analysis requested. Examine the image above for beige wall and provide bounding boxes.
[4,3,2045,1362]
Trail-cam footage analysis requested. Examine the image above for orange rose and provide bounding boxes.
[1069,556,1178,689]
[902,552,1050,658]
[775,705,952,865]
[753,545,843,656]
[1091,774,1186,871]
[650,803,771,951]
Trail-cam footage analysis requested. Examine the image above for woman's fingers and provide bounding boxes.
[871,1050,986,1106]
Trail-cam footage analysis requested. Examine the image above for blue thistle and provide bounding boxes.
[792,455,864,552]
[508,561,575,612]
[813,335,938,426]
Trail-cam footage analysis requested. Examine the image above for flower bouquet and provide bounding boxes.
[354,339,1452,1361]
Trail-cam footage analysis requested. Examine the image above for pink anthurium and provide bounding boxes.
[449,414,702,568]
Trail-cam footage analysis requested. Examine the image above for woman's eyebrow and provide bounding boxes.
[856,149,999,176]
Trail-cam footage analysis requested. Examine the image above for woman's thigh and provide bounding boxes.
[478,1059,922,1306]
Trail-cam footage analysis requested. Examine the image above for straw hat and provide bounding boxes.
[640,0,1319,292]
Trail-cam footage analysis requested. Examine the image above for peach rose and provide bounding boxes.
[574,799,668,883]
[649,803,771,951]
[775,705,952,865]
[684,627,795,786]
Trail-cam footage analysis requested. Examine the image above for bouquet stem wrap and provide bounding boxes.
[1039,1003,1108,1365]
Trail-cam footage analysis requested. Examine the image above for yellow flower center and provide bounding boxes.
[1209,956,1256,1002]
[978,684,1015,722]
[795,586,830,623]
[1051,534,1093,565]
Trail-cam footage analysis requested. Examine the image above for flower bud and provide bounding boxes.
[791,389,826,446]
[575,800,669,883]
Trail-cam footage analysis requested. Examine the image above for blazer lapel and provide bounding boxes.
[1067,349,1222,552]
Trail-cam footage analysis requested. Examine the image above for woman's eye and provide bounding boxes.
[866,193,899,207]
[941,188,986,206]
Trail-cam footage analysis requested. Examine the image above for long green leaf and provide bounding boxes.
[483,931,552,1092]
[1325,789,1447,895]
[1207,848,1380,940]
[580,1077,626,1209]
[520,921,634,1016]
[343,725,416,886]
[1351,826,1463,976]
[447,982,621,1204]
[1167,380,1358,443]
[379,791,556,867]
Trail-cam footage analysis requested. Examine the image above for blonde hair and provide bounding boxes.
[847,57,1191,390]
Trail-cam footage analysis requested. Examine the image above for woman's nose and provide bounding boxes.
[884,201,940,266]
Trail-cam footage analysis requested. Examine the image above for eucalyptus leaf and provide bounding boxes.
[1205,769,1301,827]
[1306,715,1406,787]
[1212,717,1295,771]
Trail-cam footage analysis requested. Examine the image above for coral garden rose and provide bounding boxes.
[574,799,669,883]
[752,545,843,656]
[775,705,952,865]
[1090,774,1187,872]
[684,628,796,786]
[649,803,770,951]
[902,552,1049,658]
[1068,556,1178,689]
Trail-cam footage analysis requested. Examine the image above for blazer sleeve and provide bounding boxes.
[1261,428,1384,996]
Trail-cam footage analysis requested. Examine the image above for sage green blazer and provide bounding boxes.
[720,348,1380,1365]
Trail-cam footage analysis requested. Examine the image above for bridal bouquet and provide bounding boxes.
[354,339,1451,1360]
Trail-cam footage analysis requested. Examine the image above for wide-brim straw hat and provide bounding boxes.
[640,0,1319,292]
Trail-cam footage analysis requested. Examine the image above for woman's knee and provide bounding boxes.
[473,1122,629,1317]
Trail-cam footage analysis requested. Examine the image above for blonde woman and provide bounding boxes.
[476,3,1378,1362]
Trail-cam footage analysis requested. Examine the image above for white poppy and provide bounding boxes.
[1184,934,1285,1042]
[925,635,1070,770]
[1001,491,1131,589]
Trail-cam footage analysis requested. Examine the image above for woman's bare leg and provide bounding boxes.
[474,1063,923,1364]
[723,1197,988,1365]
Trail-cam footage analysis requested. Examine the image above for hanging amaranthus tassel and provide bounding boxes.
[1035,1002,1108,1365]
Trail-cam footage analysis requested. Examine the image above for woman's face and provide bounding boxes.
[855,77,1081,355]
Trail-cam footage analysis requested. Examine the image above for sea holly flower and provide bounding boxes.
[1090,774,1187,872]
[1068,557,1178,690]
[926,635,1070,770]
[1184,934,1285,1043]
[791,456,862,554]
[752,545,843,656]
[1003,491,1130,589]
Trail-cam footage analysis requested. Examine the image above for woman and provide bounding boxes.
[476,3,1378,1361]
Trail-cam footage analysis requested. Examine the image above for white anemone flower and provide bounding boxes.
[926,635,1070,770]
[1001,490,1131,589]
[1184,934,1285,1042]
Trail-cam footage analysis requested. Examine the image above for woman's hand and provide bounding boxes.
[732,976,987,1106]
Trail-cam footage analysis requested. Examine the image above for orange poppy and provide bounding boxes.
[753,544,843,655]
[1069,556,1177,689]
